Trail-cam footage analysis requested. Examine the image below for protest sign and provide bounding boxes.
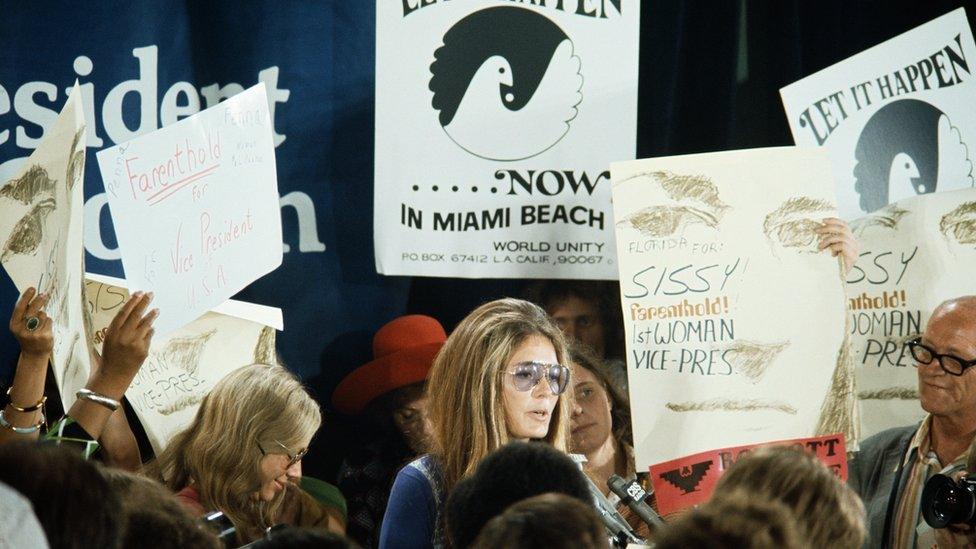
[781,8,976,220]
[0,85,92,408]
[85,273,282,453]
[95,83,282,336]
[611,147,853,471]
[374,1,639,278]
[848,188,976,437]
[649,434,848,517]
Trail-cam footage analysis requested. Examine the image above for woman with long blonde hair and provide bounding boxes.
[153,363,333,543]
[379,298,573,549]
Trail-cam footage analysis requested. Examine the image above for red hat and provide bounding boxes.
[331,315,447,415]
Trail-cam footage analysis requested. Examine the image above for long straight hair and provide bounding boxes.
[152,364,321,541]
[427,298,571,493]
[568,342,633,455]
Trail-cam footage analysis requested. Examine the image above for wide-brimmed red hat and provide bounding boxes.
[331,315,446,415]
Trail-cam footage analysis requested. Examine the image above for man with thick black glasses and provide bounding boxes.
[849,296,976,549]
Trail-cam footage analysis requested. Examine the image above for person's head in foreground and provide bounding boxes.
[249,526,361,549]
[714,445,866,548]
[445,441,593,548]
[0,441,121,549]
[102,468,220,549]
[470,493,608,549]
[428,297,572,491]
[155,363,321,541]
[653,489,807,549]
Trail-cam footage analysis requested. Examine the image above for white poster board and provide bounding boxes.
[374,1,639,278]
[849,188,976,437]
[95,83,282,336]
[85,273,283,453]
[781,8,976,219]
[611,147,853,470]
[0,85,92,408]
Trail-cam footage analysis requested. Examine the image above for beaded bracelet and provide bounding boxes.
[0,408,45,434]
[5,387,46,413]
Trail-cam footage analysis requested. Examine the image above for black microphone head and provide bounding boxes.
[607,474,627,495]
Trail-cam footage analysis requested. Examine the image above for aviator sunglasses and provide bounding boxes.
[504,361,571,395]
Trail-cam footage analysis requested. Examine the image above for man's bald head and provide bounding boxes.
[917,295,976,418]
[931,296,976,328]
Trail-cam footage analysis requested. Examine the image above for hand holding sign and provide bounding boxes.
[9,288,53,360]
[91,292,158,401]
[816,217,860,274]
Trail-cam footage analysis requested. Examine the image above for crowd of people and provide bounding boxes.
[1,218,975,549]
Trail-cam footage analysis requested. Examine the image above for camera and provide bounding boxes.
[921,473,976,528]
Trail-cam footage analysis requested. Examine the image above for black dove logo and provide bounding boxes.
[429,6,582,161]
[658,460,712,494]
[854,99,974,213]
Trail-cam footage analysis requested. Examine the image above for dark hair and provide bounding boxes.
[568,342,633,453]
[0,441,121,549]
[523,280,624,360]
[250,527,360,549]
[471,493,607,549]
[653,490,806,549]
[102,469,220,549]
[445,441,593,548]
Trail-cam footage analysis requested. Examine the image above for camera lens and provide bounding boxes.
[922,474,975,528]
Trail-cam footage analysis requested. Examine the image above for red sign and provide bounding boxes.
[649,434,847,516]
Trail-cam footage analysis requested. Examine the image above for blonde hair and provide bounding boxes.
[655,489,808,549]
[713,445,866,548]
[153,364,321,541]
[428,298,571,492]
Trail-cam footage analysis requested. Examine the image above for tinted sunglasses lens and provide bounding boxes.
[512,363,542,391]
[547,365,570,395]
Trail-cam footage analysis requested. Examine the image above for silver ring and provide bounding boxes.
[25,316,40,332]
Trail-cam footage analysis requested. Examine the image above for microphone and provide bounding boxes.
[570,455,645,546]
[608,474,665,531]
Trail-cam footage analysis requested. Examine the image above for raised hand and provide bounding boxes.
[8,287,53,360]
[816,217,860,275]
[92,291,158,400]
[67,291,158,445]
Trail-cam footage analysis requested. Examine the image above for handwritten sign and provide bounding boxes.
[85,273,283,453]
[0,84,92,408]
[95,83,282,335]
[781,8,976,219]
[649,434,848,516]
[848,188,976,436]
[611,147,853,471]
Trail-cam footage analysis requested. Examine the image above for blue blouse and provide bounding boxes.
[379,455,446,549]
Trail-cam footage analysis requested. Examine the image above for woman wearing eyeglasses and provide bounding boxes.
[152,363,340,543]
[379,298,572,549]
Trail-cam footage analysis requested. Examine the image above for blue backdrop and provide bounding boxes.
[4,1,974,481]
[0,3,409,393]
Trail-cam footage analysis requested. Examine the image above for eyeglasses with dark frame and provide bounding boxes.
[503,361,571,395]
[258,440,308,468]
[906,337,976,376]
